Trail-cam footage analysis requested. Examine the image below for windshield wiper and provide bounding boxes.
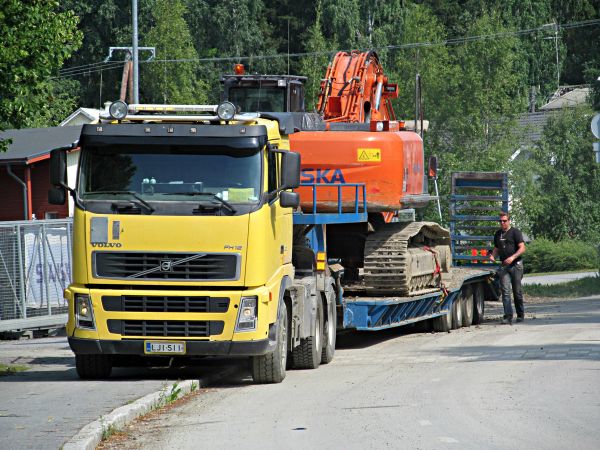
[192,192,237,214]
[92,191,155,213]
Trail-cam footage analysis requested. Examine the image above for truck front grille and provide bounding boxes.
[93,251,239,281]
[107,320,224,337]
[102,295,230,313]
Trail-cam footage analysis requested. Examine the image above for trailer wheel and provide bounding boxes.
[461,286,474,327]
[252,301,288,384]
[321,292,337,364]
[75,354,112,379]
[472,283,485,325]
[293,297,323,369]
[432,309,452,332]
[451,297,463,329]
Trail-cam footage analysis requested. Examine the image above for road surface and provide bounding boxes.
[0,336,239,450]
[523,271,598,285]
[98,296,600,450]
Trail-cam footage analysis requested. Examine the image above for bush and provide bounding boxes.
[524,238,599,274]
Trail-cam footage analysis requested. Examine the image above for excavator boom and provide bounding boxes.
[317,51,398,123]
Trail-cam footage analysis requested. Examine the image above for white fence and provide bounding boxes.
[0,219,72,332]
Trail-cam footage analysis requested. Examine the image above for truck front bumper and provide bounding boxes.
[68,336,271,356]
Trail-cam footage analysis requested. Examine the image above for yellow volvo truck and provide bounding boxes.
[49,102,338,383]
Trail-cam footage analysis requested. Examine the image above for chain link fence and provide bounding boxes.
[0,219,72,333]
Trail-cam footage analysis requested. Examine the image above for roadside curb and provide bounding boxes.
[62,368,236,450]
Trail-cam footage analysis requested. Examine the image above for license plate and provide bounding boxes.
[144,341,186,355]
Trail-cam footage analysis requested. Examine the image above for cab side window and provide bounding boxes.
[268,150,279,194]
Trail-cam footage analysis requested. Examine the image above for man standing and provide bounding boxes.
[490,212,526,324]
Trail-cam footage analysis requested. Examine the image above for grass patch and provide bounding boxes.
[0,363,29,376]
[523,276,600,298]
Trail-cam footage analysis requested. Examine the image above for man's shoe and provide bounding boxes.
[501,317,513,325]
[516,317,524,323]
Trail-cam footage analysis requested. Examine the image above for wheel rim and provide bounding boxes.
[327,314,335,346]
[315,308,322,350]
[279,313,287,373]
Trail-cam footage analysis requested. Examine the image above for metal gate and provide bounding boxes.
[0,219,72,332]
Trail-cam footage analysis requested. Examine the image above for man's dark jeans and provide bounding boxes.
[498,260,524,319]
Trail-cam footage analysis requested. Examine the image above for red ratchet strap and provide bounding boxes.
[424,245,448,297]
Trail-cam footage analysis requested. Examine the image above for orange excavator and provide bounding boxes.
[221,51,451,296]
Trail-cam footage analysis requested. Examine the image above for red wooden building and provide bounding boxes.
[0,126,82,221]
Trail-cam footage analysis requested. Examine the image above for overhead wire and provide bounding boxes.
[53,18,600,80]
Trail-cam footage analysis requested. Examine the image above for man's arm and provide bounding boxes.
[504,241,525,265]
[490,247,499,262]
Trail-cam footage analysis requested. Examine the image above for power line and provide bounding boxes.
[54,18,600,80]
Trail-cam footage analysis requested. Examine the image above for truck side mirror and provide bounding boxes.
[50,149,67,186]
[428,155,438,178]
[280,191,300,208]
[48,187,67,205]
[281,151,301,189]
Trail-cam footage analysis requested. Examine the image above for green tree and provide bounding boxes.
[142,0,207,104]
[438,11,527,172]
[512,105,600,242]
[0,0,82,130]
[298,0,332,109]
[59,0,135,108]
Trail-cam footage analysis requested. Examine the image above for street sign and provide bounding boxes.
[592,113,600,139]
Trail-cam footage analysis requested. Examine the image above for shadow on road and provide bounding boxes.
[432,342,600,362]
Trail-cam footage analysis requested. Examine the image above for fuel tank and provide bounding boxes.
[289,129,429,213]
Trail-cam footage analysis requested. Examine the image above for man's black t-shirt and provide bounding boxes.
[494,227,524,263]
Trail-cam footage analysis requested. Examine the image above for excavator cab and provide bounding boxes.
[221,68,306,113]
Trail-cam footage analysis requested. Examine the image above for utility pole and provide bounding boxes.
[543,21,560,90]
[104,47,155,102]
[132,0,139,103]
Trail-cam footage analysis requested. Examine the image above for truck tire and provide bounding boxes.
[472,282,485,325]
[432,309,452,332]
[461,285,474,327]
[293,297,323,369]
[321,293,336,364]
[252,302,288,384]
[451,296,463,329]
[75,354,112,379]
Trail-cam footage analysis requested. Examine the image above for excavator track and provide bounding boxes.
[363,222,451,296]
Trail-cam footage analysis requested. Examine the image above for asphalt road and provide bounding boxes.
[99,296,600,450]
[0,337,240,450]
[522,271,598,285]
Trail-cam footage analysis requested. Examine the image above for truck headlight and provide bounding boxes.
[235,296,257,332]
[75,294,96,330]
[217,101,236,121]
[108,100,128,120]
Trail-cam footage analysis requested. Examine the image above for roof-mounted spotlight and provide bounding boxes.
[108,100,128,120]
[217,101,236,121]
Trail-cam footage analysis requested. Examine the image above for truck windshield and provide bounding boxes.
[229,87,285,112]
[78,145,262,204]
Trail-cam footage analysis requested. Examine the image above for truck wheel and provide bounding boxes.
[321,293,336,364]
[472,283,485,325]
[252,302,288,384]
[75,354,112,379]
[461,286,474,327]
[293,297,323,369]
[432,308,452,332]
[451,297,463,329]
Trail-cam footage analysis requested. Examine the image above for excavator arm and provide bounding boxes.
[317,51,399,123]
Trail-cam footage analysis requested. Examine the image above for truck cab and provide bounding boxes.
[49,102,313,383]
[221,71,307,113]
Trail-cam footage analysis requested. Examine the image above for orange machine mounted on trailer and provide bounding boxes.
[221,52,450,296]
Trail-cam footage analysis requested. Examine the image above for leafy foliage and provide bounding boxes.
[0,0,82,129]
[512,106,600,243]
[524,238,598,273]
[142,0,208,104]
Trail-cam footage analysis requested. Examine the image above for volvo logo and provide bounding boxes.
[91,242,122,248]
[160,260,173,272]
